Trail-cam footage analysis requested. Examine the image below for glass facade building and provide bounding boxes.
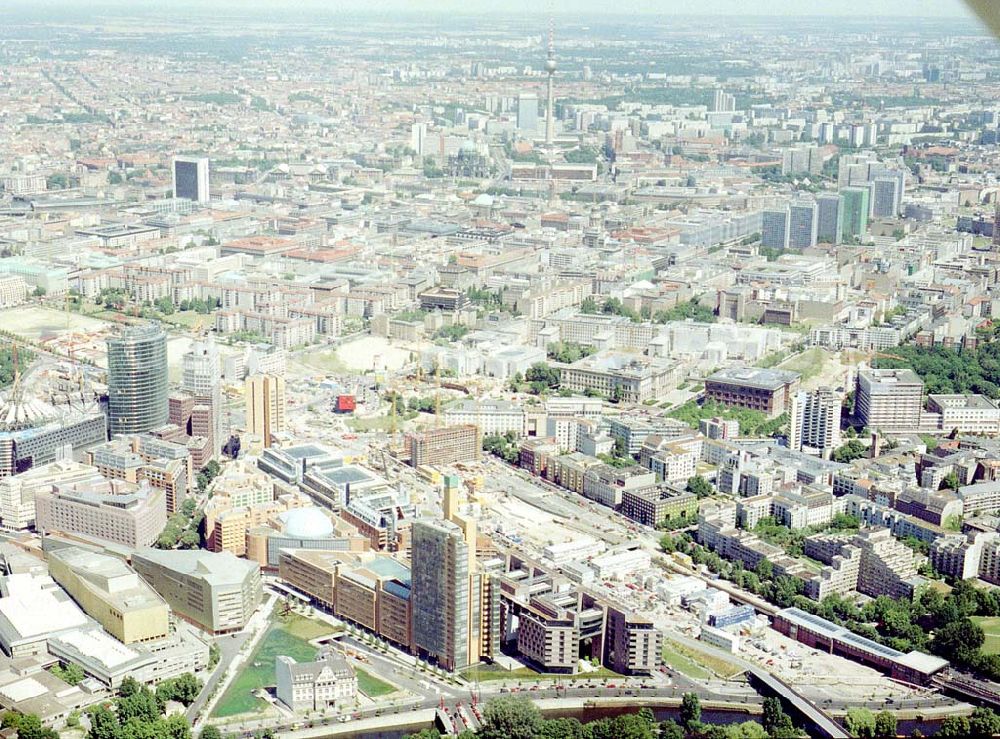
[410,519,469,671]
[106,323,169,436]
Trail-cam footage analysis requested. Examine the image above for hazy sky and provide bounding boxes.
[2,0,978,16]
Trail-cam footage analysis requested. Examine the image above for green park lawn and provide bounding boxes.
[356,668,397,697]
[973,616,1000,655]
[211,613,337,718]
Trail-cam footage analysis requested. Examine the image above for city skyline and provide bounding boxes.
[0,0,979,18]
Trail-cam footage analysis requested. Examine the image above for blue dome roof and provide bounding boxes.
[280,507,335,539]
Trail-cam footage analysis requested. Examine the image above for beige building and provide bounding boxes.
[245,374,286,448]
[132,548,262,634]
[48,547,170,644]
[34,478,168,549]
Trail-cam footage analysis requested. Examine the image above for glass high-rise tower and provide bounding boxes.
[411,518,470,671]
[106,323,169,436]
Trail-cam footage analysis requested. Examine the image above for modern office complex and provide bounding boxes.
[181,339,223,459]
[107,324,169,437]
[405,425,480,468]
[410,519,471,671]
[761,207,790,250]
[172,156,210,203]
[131,548,262,634]
[516,93,538,133]
[278,549,413,649]
[0,405,106,479]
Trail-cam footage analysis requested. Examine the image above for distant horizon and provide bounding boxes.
[0,0,977,19]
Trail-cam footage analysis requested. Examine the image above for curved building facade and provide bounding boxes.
[107,324,169,436]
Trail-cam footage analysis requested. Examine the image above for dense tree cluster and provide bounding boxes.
[832,438,867,463]
[546,341,596,364]
[86,677,194,739]
[686,475,714,498]
[435,324,470,341]
[0,343,32,388]
[652,300,717,324]
[482,432,520,465]
[509,363,562,395]
[668,398,787,438]
[156,497,204,550]
[1,711,59,739]
[874,343,1000,399]
[49,662,86,685]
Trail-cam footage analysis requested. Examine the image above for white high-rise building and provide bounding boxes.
[182,338,223,458]
[712,89,736,112]
[172,156,210,203]
[410,122,427,157]
[790,389,842,459]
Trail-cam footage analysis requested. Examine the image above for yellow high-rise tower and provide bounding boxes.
[244,374,286,448]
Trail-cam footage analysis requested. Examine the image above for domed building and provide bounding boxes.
[246,505,366,568]
[279,507,336,540]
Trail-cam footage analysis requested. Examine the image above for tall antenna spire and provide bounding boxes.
[545,15,556,147]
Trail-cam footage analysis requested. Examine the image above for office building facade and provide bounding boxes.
[34,479,168,548]
[788,199,818,249]
[172,156,210,203]
[840,187,870,241]
[182,339,223,459]
[405,425,480,468]
[855,368,924,432]
[107,324,169,437]
[245,373,286,448]
[816,193,843,244]
[517,93,538,133]
[411,519,470,671]
[132,548,262,634]
[761,208,790,250]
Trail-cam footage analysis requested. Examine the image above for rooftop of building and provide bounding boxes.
[47,546,167,612]
[132,548,258,587]
[707,366,801,390]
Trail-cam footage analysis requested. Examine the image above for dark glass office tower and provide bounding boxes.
[106,323,169,436]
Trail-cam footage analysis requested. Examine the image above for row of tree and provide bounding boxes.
[407,694,800,739]
[580,296,717,325]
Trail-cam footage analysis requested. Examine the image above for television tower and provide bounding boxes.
[545,18,556,147]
